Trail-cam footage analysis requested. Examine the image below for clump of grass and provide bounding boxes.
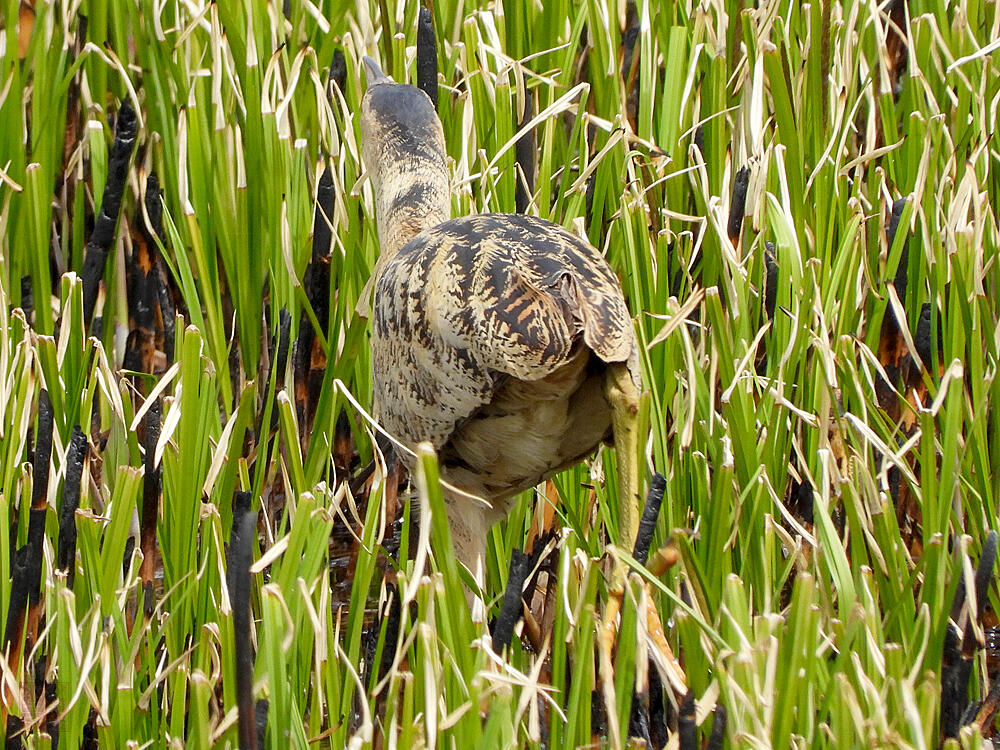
[0,0,998,747]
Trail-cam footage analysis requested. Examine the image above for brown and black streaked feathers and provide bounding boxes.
[372,212,636,466]
[360,56,639,562]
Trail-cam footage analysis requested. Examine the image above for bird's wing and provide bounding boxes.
[438,214,635,376]
[371,214,636,449]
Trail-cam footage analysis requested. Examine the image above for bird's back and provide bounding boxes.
[372,213,638,507]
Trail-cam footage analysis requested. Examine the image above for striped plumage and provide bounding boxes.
[361,58,641,578]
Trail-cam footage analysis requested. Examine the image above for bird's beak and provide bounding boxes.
[362,56,389,86]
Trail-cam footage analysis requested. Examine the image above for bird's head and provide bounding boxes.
[360,56,447,194]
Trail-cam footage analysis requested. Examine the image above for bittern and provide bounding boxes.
[361,57,642,584]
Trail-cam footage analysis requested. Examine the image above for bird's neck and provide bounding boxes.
[375,162,451,258]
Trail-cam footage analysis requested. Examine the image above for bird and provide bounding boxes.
[360,56,642,587]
